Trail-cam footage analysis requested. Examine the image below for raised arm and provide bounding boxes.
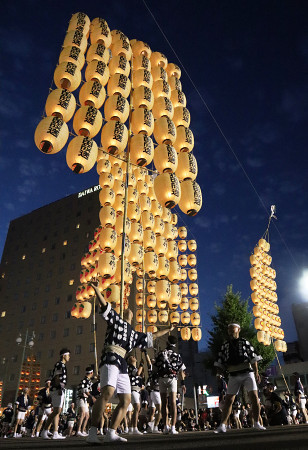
[89,282,107,309]
[152,324,174,339]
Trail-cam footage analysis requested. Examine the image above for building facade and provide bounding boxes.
[292,303,308,362]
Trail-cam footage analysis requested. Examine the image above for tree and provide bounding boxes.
[205,285,276,374]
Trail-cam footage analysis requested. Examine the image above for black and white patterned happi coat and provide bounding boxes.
[77,376,93,399]
[155,347,186,379]
[51,361,67,390]
[214,338,262,371]
[127,364,143,390]
[100,303,153,374]
[147,363,160,391]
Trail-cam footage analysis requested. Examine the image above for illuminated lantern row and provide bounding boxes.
[250,238,286,352]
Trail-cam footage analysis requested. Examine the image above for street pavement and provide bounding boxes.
[1,425,308,450]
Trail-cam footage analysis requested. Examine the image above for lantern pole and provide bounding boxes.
[92,295,98,376]
[120,59,134,319]
[142,272,146,333]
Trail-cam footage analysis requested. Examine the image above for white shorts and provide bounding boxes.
[50,389,65,408]
[17,411,26,420]
[67,420,75,427]
[150,391,161,407]
[78,398,89,412]
[159,377,178,394]
[227,372,257,395]
[100,364,131,395]
[300,397,307,409]
[41,407,52,420]
[131,391,141,405]
[127,403,133,412]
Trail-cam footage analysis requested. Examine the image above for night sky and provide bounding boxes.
[1,0,307,351]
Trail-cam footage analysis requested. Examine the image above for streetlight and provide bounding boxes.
[15,329,35,401]
[298,269,308,301]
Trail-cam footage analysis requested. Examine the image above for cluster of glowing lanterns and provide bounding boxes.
[250,238,287,352]
[34,12,203,341]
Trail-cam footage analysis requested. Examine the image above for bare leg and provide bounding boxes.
[169,392,177,427]
[220,395,236,425]
[91,386,115,428]
[249,391,260,422]
[109,393,131,430]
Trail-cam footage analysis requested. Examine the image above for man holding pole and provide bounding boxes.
[87,281,173,444]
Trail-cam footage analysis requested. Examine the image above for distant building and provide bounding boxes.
[292,303,308,361]
[283,341,302,364]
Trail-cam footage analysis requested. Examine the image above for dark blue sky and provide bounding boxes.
[0,0,307,350]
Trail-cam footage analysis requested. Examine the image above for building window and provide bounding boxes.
[23,291,29,298]
[49,256,54,264]
[1,311,6,318]
[69,279,74,286]
[55,297,60,305]
[40,316,46,324]
[70,263,76,270]
[22,255,26,260]
[50,330,56,339]
[11,355,17,362]
[57,281,62,289]
[75,345,81,355]
[89,343,95,352]
[47,270,53,278]
[76,211,81,217]
[67,294,72,302]
[36,273,42,281]
[34,287,39,295]
[52,313,58,322]
[77,326,83,335]
[65,311,71,319]
[43,299,48,308]
[38,333,44,341]
[48,349,54,358]
[21,305,26,313]
[63,328,69,337]
[36,351,41,360]
[63,240,68,246]
[42,248,46,253]
[29,319,34,327]
[76,224,80,229]
[9,374,15,381]
[32,303,37,311]
[61,253,66,260]
[51,243,56,250]
[73,366,80,375]
[45,285,50,292]
[43,235,48,241]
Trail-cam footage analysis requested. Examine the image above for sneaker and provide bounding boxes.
[47,431,53,436]
[153,429,162,434]
[131,429,143,435]
[86,434,101,444]
[52,432,66,439]
[163,427,170,434]
[105,433,127,443]
[41,430,50,440]
[214,423,227,433]
[82,431,89,436]
[76,431,85,437]
[253,422,266,431]
[170,429,178,435]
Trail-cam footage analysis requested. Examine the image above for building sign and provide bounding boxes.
[78,185,101,198]
[206,396,220,408]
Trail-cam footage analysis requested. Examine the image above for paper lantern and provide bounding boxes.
[157,255,170,279]
[192,328,202,341]
[181,312,190,325]
[128,243,144,267]
[152,66,168,82]
[180,268,187,281]
[133,54,151,71]
[90,23,112,47]
[188,268,198,282]
[171,213,178,225]
[129,222,143,243]
[99,187,115,206]
[109,55,130,77]
[135,293,144,307]
[87,43,109,63]
[170,311,180,324]
[107,73,131,98]
[151,200,163,217]
[143,230,156,251]
[112,39,132,60]
[97,158,112,176]
[187,254,197,268]
[155,236,168,256]
[136,180,149,196]
[191,312,200,326]
[132,85,154,110]
[73,105,103,138]
[141,211,155,230]
[66,136,98,173]
[79,80,106,109]
[153,117,177,145]
[154,144,178,174]
[181,327,191,341]
[114,258,132,283]
[152,80,171,99]
[166,62,181,79]
[178,240,187,252]
[136,309,146,323]
[127,186,138,204]
[168,260,181,283]
[147,280,156,294]
[190,298,199,311]
[101,121,128,155]
[188,240,197,252]
[174,126,194,153]
[180,283,188,296]
[45,89,76,122]
[144,251,159,276]
[111,165,124,181]
[169,75,182,91]
[98,253,117,278]
[173,106,190,128]
[178,180,202,216]
[178,254,187,267]
[151,51,168,68]
[147,325,158,333]
[103,284,120,303]
[63,29,88,53]
[136,278,144,292]
[113,235,131,258]
[180,297,189,311]
[147,309,157,323]
[170,90,186,108]
[139,195,152,212]
[154,172,181,209]
[131,108,154,136]
[71,303,81,318]
[178,227,187,239]
[258,239,270,252]
[132,68,153,90]
[153,217,165,236]
[99,227,117,252]
[54,61,81,91]
[131,40,151,58]
[166,240,178,261]
[68,12,91,35]
[112,179,125,197]
[148,186,157,201]
[135,324,143,332]
[130,134,154,167]
[34,116,69,154]
[189,283,199,297]
[104,93,129,122]
[85,60,110,86]
[99,206,116,227]
[155,279,171,301]
[152,96,174,120]
[158,310,169,323]
[176,152,197,181]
